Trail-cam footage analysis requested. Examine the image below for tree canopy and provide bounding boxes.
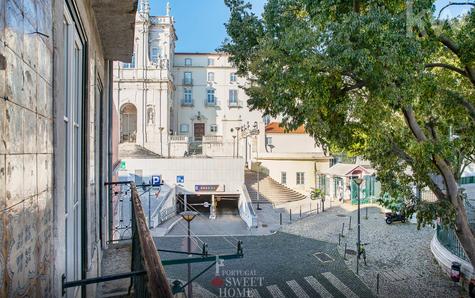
[222,0,475,266]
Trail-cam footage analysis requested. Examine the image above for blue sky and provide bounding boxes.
[150,0,473,53]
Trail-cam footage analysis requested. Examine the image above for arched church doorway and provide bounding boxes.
[120,103,137,143]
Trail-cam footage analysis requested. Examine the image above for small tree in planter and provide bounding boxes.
[311,188,325,212]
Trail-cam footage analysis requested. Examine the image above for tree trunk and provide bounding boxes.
[402,106,475,269]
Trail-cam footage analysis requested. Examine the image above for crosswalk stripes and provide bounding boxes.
[266,284,286,298]
[249,288,262,298]
[322,272,359,298]
[286,280,310,298]
[210,272,362,298]
[304,276,334,298]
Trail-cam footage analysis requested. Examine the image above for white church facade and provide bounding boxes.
[113,1,332,204]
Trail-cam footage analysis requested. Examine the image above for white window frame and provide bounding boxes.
[207,89,215,105]
[184,88,192,104]
[229,89,238,104]
[210,124,218,133]
[185,58,192,66]
[184,72,192,84]
[208,58,215,66]
[207,72,215,82]
[150,47,159,63]
[230,72,237,82]
[180,124,189,133]
[281,172,287,185]
[63,4,83,291]
[266,136,272,145]
[296,172,305,185]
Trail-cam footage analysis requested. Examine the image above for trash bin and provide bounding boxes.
[451,262,461,282]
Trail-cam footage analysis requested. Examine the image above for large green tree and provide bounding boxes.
[222,0,475,266]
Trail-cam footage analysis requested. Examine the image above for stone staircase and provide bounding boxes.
[245,170,307,205]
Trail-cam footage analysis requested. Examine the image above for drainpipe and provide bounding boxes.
[108,60,113,244]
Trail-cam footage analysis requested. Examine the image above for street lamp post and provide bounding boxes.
[235,127,241,158]
[353,177,364,275]
[181,211,198,297]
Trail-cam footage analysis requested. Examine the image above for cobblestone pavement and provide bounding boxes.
[156,232,375,298]
[281,204,462,297]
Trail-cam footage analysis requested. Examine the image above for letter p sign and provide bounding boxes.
[151,175,162,187]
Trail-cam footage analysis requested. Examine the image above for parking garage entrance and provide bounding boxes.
[176,194,240,217]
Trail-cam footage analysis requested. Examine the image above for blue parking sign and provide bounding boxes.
[151,175,162,187]
[177,175,185,183]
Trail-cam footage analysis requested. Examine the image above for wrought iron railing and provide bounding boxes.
[63,182,172,297]
[436,225,470,262]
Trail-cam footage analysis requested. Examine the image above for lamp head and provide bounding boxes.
[354,178,364,185]
[180,211,198,222]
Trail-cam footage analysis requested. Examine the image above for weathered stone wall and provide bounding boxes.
[0,0,54,296]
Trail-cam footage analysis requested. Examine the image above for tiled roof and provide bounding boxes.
[265,122,306,134]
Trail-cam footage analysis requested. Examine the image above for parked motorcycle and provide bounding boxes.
[385,212,406,224]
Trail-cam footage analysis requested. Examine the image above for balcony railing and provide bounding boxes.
[130,182,173,297]
[203,135,223,143]
[181,99,194,107]
[63,182,172,297]
[183,78,193,85]
[228,100,243,108]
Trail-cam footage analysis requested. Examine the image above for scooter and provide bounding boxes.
[385,212,406,224]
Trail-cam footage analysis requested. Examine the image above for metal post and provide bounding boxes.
[300,206,302,218]
[376,273,380,294]
[187,220,192,297]
[280,213,282,225]
[349,216,352,230]
[365,207,368,220]
[290,209,292,222]
[344,243,347,260]
[317,202,319,214]
[257,167,261,210]
[341,222,345,237]
[357,182,361,275]
[338,233,341,245]
[148,188,152,228]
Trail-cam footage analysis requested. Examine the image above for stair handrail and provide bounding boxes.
[151,185,176,226]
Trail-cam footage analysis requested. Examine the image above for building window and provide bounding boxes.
[207,89,216,105]
[210,124,218,133]
[208,72,215,82]
[208,58,215,66]
[281,172,287,185]
[230,72,237,82]
[266,136,272,146]
[151,47,159,63]
[296,172,305,185]
[123,53,135,68]
[229,89,238,105]
[180,124,189,133]
[63,4,84,284]
[184,72,192,85]
[183,88,193,105]
[185,58,192,66]
[263,115,271,125]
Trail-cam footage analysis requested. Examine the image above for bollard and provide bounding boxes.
[349,216,352,230]
[300,205,302,218]
[365,207,369,220]
[280,213,282,225]
[376,273,380,294]
[344,243,347,260]
[290,209,292,222]
[317,202,319,214]
[341,222,345,237]
[338,233,341,245]
[310,202,312,214]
